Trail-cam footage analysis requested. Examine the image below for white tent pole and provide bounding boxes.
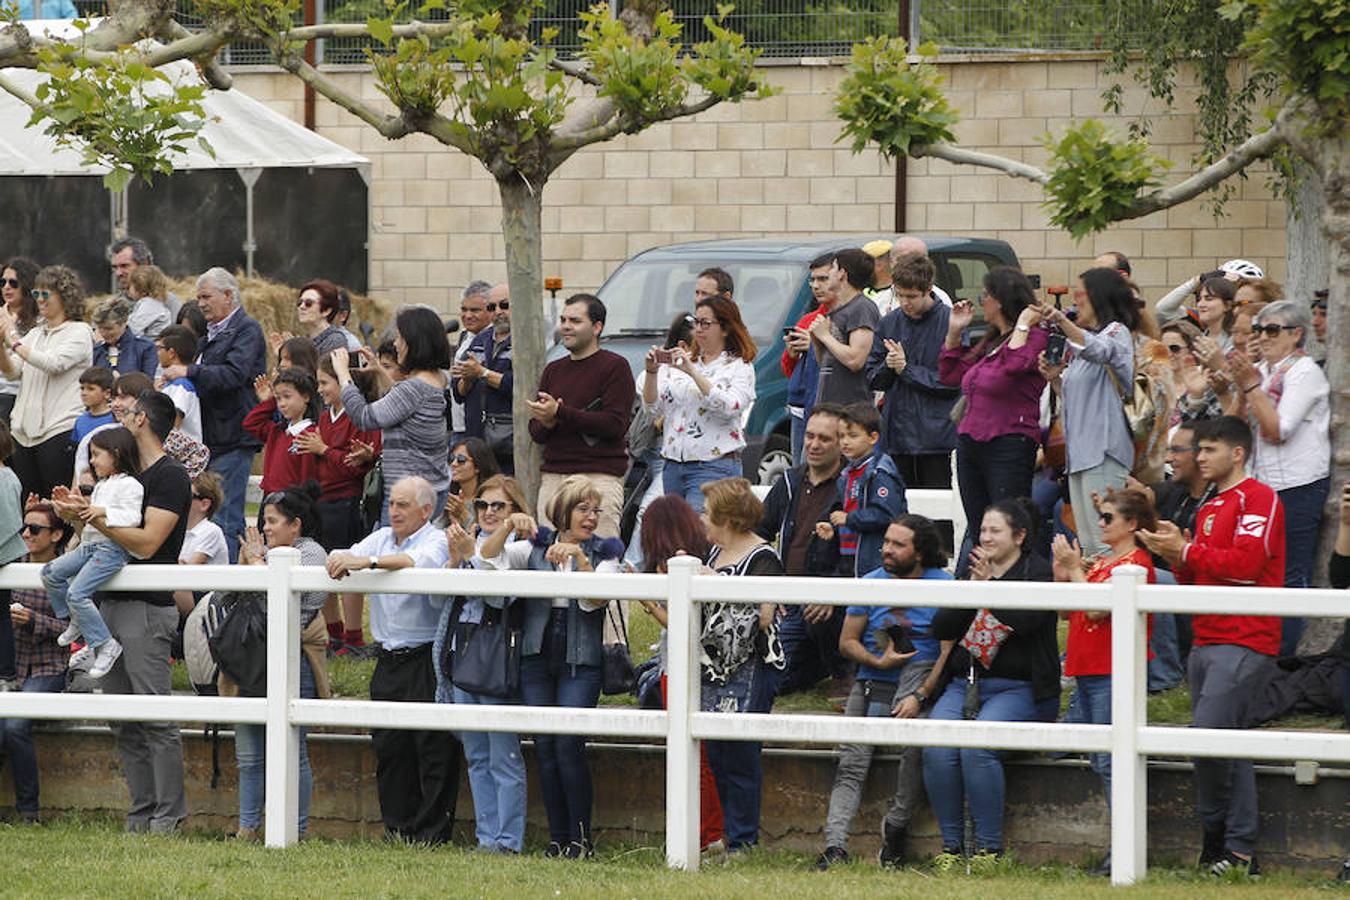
[238,167,263,278]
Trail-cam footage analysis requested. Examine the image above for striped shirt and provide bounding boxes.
[341,377,449,495]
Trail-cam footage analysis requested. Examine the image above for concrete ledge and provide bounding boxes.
[3,725,1347,870]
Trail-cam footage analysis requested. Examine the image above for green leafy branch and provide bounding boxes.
[31,33,213,192]
[1041,120,1171,239]
[833,37,958,159]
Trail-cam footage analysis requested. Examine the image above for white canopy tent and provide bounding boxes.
[1,20,371,289]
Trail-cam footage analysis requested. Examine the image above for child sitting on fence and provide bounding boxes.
[41,426,144,679]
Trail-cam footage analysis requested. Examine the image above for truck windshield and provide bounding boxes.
[598,259,805,345]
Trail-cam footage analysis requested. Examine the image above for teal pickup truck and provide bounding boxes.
[595,235,1021,485]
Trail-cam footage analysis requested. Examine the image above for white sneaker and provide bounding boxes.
[69,644,96,669]
[57,621,82,647]
[88,638,123,679]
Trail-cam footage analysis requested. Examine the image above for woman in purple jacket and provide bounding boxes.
[938,267,1047,574]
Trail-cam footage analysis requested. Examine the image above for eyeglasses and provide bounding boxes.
[192,493,209,501]
[296,298,318,308]
[1098,511,1115,525]
[486,301,510,312]
[1254,324,1298,337]
[1166,444,1195,454]
[473,500,510,513]
[451,454,470,464]
[692,318,718,330]
[21,523,53,535]
[30,289,51,301]
[575,504,603,517]
[2,278,19,289]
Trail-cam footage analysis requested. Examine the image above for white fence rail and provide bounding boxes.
[0,554,1346,885]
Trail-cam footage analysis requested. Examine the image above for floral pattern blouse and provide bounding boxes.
[646,351,755,462]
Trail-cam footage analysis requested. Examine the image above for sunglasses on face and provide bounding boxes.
[473,499,510,513]
[30,289,51,301]
[2,278,19,289]
[296,298,318,308]
[21,523,53,535]
[486,301,509,312]
[1098,511,1115,525]
[1164,343,1187,354]
[1167,444,1195,454]
[1254,324,1297,337]
[451,454,469,464]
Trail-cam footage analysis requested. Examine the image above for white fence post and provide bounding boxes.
[664,555,702,870]
[1109,564,1148,885]
[263,547,301,848]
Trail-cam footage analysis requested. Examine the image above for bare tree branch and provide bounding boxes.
[911,143,1051,185]
[276,51,412,141]
[159,19,232,90]
[552,93,721,153]
[282,21,457,42]
[550,56,601,87]
[0,69,44,111]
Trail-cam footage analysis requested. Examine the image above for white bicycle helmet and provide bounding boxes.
[1219,259,1264,280]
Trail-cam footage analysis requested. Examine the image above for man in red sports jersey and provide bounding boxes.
[1140,415,1284,879]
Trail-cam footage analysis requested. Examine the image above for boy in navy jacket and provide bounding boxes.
[815,402,907,576]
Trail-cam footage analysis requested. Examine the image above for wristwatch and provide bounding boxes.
[913,688,929,704]
[1014,324,1030,333]
[368,555,379,570]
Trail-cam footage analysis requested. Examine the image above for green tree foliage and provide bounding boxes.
[1230,0,1350,124]
[1041,121,1170,239]
[833,38,956,158]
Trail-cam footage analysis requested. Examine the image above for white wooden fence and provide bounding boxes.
[0,553,1346,886]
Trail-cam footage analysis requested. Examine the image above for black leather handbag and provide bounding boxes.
[450,602,521,699]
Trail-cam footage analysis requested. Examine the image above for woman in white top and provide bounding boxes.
[473,474,621,859]
[1229,299,1331,602]
[643,296,756,514]
[0,265,94,499]
[0,257,40,425]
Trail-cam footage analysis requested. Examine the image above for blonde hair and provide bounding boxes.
[476,475,528,515]
[128,264,168,301]
[700,477,763,534]
[547,475,601,534]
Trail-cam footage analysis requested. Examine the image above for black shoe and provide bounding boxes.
[1209,851,1259,878]
[1089,852,1111,877]
[1337,859,1350,883]
[543,841,564,858]
[878,822,905,868]
[815,846,849,870]
[563,839,593,860]
[1197,828,1225,867]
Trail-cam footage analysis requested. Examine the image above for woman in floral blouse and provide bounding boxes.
[642,296,756,513]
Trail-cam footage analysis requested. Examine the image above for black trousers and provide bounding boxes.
[889,451,952,490]
[369,643,460,844]
[12,431,75,501]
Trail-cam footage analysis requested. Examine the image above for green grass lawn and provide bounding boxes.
[0,818,1339,898]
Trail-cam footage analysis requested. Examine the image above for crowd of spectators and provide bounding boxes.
[0,236,1343,882]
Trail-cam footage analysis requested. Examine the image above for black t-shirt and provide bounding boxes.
[118,453,192,607]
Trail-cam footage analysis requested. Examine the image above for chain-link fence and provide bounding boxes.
[48,1,1141,64]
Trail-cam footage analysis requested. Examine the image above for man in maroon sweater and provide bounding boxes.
[527,293,635,538]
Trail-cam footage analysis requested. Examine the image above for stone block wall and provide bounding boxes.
[231,55,1286,313]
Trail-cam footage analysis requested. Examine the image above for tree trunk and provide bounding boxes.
[1313,126,1350,583]
[1285,162,1332,359]
[496,173,547,508]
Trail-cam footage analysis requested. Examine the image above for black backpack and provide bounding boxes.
[206,590,269,697]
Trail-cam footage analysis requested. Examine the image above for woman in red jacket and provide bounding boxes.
[1052,486,1157,874]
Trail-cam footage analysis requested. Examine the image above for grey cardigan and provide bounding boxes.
[1060,321,1136,475]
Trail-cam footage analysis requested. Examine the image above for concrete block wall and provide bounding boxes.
[231,55,1286,313]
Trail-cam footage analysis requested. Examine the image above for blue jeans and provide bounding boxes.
[234,654,316,834]
[789,410,805,467]
[1278,477,1329,656]
[1074,674,1113,798]
[41,539,125,648]
[519,613,603,846]
[923,676,1037,852]
[702,659,765,850]
[662,456,742,514]
[208,447,255,563]
[452,685,526,852]
[776,605,848,694]
[0,673,67,812]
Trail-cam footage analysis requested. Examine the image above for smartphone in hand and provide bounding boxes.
[1045,332,1068,366]
[653,348,674,365]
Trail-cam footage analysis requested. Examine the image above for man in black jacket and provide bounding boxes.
[756,403,851,695]
[159,267,265,562]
